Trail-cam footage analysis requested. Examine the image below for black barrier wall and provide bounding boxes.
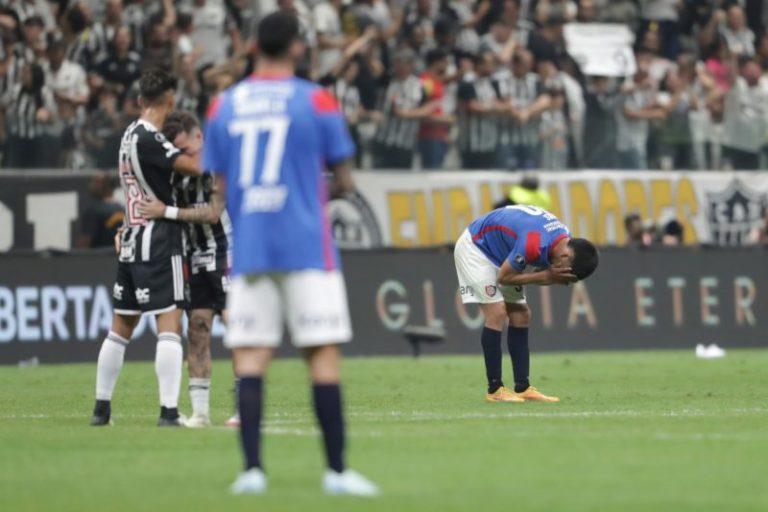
[0,248,766,364]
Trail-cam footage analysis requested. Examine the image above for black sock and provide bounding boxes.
[238,377,263,470]
[507,326,530,392]
[312,383,345,473]
[481,327,503,393]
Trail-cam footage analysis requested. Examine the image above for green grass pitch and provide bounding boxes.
[1,350,767,512]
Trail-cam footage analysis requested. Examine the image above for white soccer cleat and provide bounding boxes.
[229,468,267,495]
[224,414,241,428]
[696,343,726,359]
[184,414,211,428]
[322,469,379,497]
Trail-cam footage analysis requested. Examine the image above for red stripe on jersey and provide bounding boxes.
[206,94,222,121]
[312,89,340,114]
[472,225,518,242]
[525,232,542,263]
[549,233,570,257]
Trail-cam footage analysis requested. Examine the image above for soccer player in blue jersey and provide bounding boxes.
[202,11,378,496]
[454,205,599,403]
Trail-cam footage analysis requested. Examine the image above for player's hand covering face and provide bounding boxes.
[545,266,578,285]
[137,197,167,220]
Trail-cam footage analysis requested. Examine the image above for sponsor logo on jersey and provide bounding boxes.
[135,288,150,304]
[514,254,525,266]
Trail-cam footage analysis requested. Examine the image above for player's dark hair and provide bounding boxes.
[138,68,177,105]
[163,110,199,141]
[568,238,599,281]
[256,10,300,58]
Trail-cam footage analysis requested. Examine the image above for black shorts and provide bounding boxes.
[189,268,229,312]
[113,220,189,315]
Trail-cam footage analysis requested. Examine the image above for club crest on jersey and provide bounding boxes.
[485,285,497,297]
[514,254,525,266]
[135,288,150,304]
[113,284,123,300]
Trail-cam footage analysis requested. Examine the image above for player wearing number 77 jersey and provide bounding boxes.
[455,205,599,403]
[202,11,378,497]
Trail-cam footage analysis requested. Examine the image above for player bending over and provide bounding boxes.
[90,69,202,427]
[136,111,238,428]
[455,205,599,403]
[202,11,378,496]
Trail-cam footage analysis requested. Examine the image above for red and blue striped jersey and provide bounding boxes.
[468,205,571,270]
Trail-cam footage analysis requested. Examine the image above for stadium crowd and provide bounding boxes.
[2,0,768,171]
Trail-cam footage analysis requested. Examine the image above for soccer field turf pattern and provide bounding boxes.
[1,350,766,512]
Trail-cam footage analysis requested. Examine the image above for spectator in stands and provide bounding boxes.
[88,0,123,62]
[661,219,684,246]
[457,50,503,170]
[656,67,696,170]
[582,76,620,169]
[720,4,755,57]
[2,61,57,168]
[538,80,568,170]
[75,171,124,249]
[372,49,430,169]
[314,0,345,79]
[45,37,90,167]
[722,56,766,170]
[418,48,453,170]
[19,15,44,62]
[82,86,127,170]
[615,50,665,170]
[185,0,242,72]
[535,0,577,26]
[624,213,652,248]
[440,0,487,55]
[174,53,201,115]
[498,47,550,170]
[62,4,94,70]
[91,26,142,109]
[638,0,682,59]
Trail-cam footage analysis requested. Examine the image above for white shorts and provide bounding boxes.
[454,229,526,305]
[225,270,353,349]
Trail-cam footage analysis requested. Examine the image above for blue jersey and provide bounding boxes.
[203,76,355,276]
[468,205,571,270]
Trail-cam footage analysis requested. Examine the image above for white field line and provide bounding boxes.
[2,407,767,422]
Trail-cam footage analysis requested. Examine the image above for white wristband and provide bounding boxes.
[164,206,179,220]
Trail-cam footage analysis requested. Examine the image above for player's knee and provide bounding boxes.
[507,304,531,327]
[188,313,211,340]
[482,304,508,330]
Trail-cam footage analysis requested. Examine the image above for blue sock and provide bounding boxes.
[238,377,263,470]
[481,327,503,393]
[507,327,530,392]
[312,383,345,473]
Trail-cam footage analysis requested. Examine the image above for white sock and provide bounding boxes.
[95,332,128,400]
[155,333,183,408]
[189,378,211,417]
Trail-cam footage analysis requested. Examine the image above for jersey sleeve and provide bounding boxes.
[202,94,228,176]
[506,231,544,271]
[312,88,355,166]
[137,129,180,172]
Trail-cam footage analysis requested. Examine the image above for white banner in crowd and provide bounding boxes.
[564,23,637,77]
[329,171,768,248]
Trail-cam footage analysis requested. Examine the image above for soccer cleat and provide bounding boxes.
[157,407,186,427]
[322,469,379,497]
[515,386,560,402]
[225,414,241,428]
[90,400,112,426]
[230,468,267,494]
[485,387,525,403]
[184,414,211,428]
